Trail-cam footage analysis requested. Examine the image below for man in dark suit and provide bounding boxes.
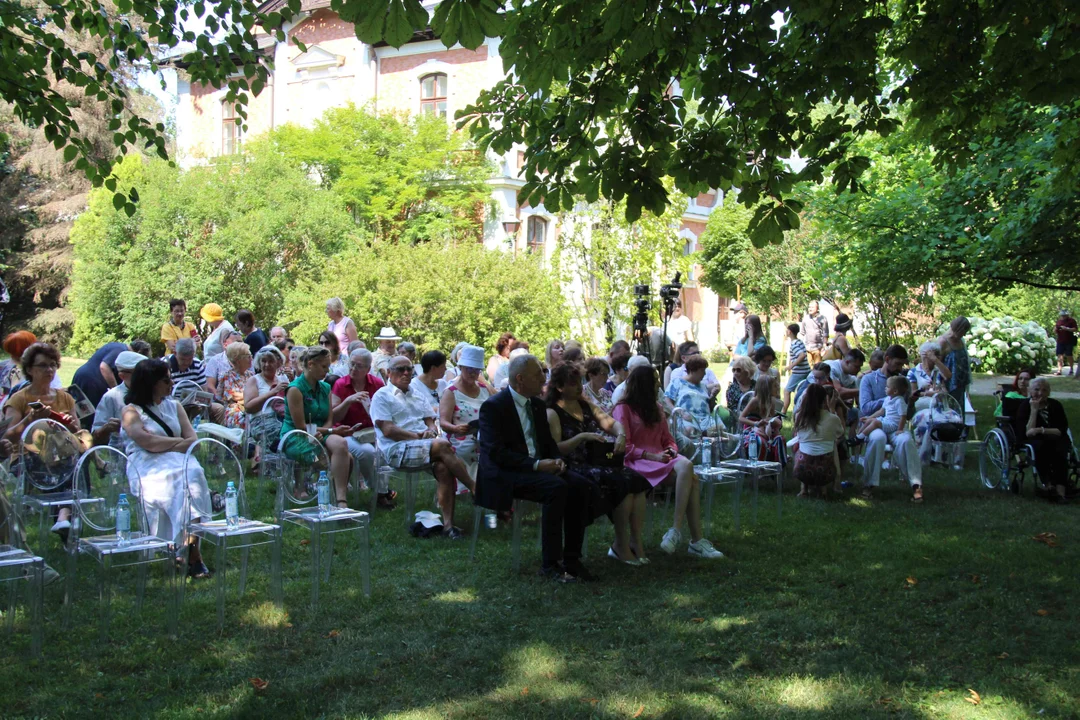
[477,354,594,582]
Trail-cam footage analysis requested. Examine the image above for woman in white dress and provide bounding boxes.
[121,358,214,579]
[438,346,490,484]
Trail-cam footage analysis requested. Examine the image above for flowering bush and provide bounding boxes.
[953,316,1055,374]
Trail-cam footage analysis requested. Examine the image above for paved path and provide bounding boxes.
[970,373,1080,399]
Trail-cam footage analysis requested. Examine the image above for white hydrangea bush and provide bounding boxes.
[954,316,1055,374]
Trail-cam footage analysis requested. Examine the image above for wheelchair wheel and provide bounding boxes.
[979,429,1009,490]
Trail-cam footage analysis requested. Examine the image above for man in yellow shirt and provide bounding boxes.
[160,298,200,355]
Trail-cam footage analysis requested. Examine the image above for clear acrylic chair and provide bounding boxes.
[172,379,212,423]
[276,430,371,608]
[181,438,282,631]
[928,392,967,469]
[469,498,541,572]
[64,446,176,641]
[17,418,97,558]
[1,462,44,657]
[720,458,783,523]
[673,411,745,534]
[372,445,434,528]
[249,397,287,487]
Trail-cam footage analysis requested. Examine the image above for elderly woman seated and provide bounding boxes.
[582,357,614,413]
[217,341,254,429]
[243,345,289,463]
[1015,377,1074,503]
[121,359,213,579]
[438,345,489,487]
[330,348,389,507]
[3,342,91,539]
[665,355,730,455]
[907,341,952,412]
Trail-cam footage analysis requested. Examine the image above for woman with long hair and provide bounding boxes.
[545,362,648,565]
[734,314,766,356]
[792,383,845,498]
[318,330,349,384]
[612,366,724,559]
[738,375,784,460]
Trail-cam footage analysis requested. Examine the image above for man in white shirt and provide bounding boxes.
[665,300,694,346]
[370,355,475,538]
[824,348,865,405]
[90,351,144,447]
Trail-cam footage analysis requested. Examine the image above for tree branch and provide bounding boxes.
[989,275,1080,292]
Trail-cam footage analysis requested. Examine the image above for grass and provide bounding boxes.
[1,373,1078,718]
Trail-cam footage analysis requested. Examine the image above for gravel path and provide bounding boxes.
[970,373,1080,399]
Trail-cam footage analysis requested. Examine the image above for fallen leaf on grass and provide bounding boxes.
[906,576,918,586]
[964,689,981,705]
[581,698,598,704]
[1036,609,1050,616]
[325,630,340,639]
[299,539,310,546]
[997,652,1009,659]
[249,678,269,692]
[691,617,705,623]
[877,697,893,705]
[633,704,645,717]
[94,693,104,699]
[970,574,981,583]
[542,671,555,680]
[520,687,529,697]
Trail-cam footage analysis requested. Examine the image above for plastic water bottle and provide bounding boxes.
[317,471,331,515]
[115,493,131,544]
[193,415,201,430]
[748,433,761,462]
[225,481,239,527]
[700,438,712,467]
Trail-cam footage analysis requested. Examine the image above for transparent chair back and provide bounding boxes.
[19,418,84,495]
[250,396,287,484]
[172,379,212,421]
[66,446,175,640]
[184,437,247,524]
[276,429,336,515]
[928,391,966,467]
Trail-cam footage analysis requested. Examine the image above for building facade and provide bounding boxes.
[172,0,734,349]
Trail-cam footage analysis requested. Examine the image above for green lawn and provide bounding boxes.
[1,382,1078,718]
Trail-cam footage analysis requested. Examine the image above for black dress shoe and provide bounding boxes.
[537,566,578,583]
[564,561,597,582]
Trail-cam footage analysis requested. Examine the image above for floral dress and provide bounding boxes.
[220,368,254,429]
[445,382,491,485]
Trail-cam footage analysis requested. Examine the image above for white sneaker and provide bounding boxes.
[660,527,682,554]
[688,538,725,559]
[50,518,71,533]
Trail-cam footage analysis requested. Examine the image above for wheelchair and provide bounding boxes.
[979,389,1080,494]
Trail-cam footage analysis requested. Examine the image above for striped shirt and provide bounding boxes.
[168,355,207,387]
[788,339,810,373]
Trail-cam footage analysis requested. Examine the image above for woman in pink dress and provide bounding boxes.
[612,366,725,560]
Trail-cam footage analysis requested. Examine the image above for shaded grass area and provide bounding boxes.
[1,392,1078,718]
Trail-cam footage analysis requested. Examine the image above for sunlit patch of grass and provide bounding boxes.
[432,588,478,604]
[241,600,290,628]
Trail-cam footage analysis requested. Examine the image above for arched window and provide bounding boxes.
[222,100,242,155]
[420,73,447,118]
[526,216,547,253]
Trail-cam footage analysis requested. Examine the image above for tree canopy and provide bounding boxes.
[269,105,494,244]
[69,143,354,354]
[4,0,1076,243]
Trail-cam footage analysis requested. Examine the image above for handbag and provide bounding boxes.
[584,439,624,468]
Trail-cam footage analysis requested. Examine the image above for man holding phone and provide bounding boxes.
[161,299,200,355]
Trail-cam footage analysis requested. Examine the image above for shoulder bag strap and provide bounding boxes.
[139,404,176,438]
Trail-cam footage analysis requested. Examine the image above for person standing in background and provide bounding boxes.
[665,300,694,346]
[200,303,233,359]
[160,299,200,355]
[1053,309,1077,376]
[801,301,828,366]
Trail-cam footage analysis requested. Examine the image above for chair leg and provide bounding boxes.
[403,473,416,530]
[469,504,482,562]
[63,543,77,629]
[37,509,48,563]
[165,546,177,637]
[776,472,783,519]
[359,524,371,597]
[5,572,17,633]
[310,523,321,609]
[752,473,760,524]
[98,555,112,644]
[135,550,148,613]
[216,536,228,631]
[271,528,283,607]
[29,560,43,658]
[704,482,716,537]
[323,531,335,583]
[733,477,743,533]
[511,504,523,573]
[238,546,250,595]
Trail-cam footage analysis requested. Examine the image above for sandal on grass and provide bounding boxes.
[911,485,924,503]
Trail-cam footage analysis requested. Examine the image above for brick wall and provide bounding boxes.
[377,46,490,118]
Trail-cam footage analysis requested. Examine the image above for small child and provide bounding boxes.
[857,375,910,440]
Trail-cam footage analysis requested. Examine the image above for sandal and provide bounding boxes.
[860,487,874,500]
[376,494,396,510]
[336,500,350,509]
[911,485,924,503]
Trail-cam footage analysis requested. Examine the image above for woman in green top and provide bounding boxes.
[994,367,1034,417]
[281,346,354,507]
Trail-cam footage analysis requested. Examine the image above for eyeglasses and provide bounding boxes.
[391,365,414,374]
[31,362,58,370]
[319,340,334,346]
